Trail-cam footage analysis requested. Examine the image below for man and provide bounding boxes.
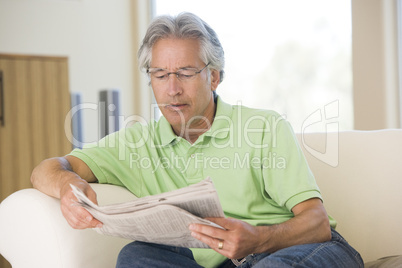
[31,12,363,268]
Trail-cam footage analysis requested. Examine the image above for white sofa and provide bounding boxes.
[0,130,401,267]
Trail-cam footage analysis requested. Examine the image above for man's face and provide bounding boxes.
[150,38,219,134]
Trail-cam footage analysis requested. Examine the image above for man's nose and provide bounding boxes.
[166,75,183,96]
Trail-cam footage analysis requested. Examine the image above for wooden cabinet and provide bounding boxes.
[0,54,72,268]
[0,54,72,199]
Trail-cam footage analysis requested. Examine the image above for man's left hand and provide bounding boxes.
[189,217,263,259]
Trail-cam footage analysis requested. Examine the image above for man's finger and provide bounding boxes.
[62,201,103,229]
[189,223,226,239]
[190,228,227,252]
[205,217,237,229]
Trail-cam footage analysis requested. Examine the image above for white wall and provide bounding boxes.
[352,0,400,129]
[2,0,399,141]
[0,0,137,143]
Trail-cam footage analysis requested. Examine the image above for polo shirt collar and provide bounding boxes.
[158,96,233,146]
[159,116,178,146]
[202,96,232,139]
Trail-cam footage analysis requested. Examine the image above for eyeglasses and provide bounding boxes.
[147,63,210,82]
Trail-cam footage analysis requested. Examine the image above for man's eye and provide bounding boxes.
[154,73,168,79]
[178,73,194,79]
[178,70,196,78]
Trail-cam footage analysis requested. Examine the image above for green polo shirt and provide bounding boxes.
[70,97,335,268]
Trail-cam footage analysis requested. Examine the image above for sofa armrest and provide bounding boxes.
[0,183,136,268]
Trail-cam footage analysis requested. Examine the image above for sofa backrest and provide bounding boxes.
[296,130,402,263]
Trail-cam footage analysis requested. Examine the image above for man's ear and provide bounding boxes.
[210,69,220,91]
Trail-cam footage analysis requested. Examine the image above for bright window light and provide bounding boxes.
[154,0,353,132]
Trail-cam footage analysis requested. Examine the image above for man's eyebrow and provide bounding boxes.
[148,67,165,71]
[179,65,198,70]
[149,65,198,71]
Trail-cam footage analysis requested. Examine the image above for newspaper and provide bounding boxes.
[71,177,225,248]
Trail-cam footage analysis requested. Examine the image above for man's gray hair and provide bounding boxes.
[138,12,225,83]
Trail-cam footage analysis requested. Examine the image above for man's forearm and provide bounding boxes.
[31,156,102,229]
[256,199,331,254]
[189,198,332,260]
[31,157,86,198]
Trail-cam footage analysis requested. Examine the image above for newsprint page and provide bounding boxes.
[71,177,225,248]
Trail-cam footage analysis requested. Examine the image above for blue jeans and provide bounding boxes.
[116,229,364,268]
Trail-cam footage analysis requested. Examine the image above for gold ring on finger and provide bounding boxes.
[218,240,224,250]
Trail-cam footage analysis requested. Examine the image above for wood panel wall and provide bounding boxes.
[0,54,72,268]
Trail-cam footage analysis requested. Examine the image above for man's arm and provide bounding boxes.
[31,155,102,229]
[189,198,331,260]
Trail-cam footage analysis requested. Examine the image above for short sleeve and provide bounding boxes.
[262,115,322,211]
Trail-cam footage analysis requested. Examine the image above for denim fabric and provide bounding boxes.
[233,229,364,268]
[116,229,364,268]
[116,241,203,268]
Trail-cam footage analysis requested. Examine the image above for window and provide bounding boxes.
[154,0,353,132]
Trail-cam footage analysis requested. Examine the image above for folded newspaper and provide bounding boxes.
[71,177,225,248]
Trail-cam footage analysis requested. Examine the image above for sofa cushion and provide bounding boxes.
[0,184,136,268]
[365,255,402,268]
[297,130,402,262]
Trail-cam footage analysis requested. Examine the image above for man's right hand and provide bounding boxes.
[31,155,102,229]
[59,180,103,229]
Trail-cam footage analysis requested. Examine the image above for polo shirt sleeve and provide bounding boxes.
[68,125,149,196]
[262,114,322,211]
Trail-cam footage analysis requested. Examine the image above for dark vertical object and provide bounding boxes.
[99,89,120,139]
[71,92,83,148]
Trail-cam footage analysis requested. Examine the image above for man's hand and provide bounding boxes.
[31,156,102,230]
[189,198,331,259]
[59,181,103,229]
[189,218,262,259]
